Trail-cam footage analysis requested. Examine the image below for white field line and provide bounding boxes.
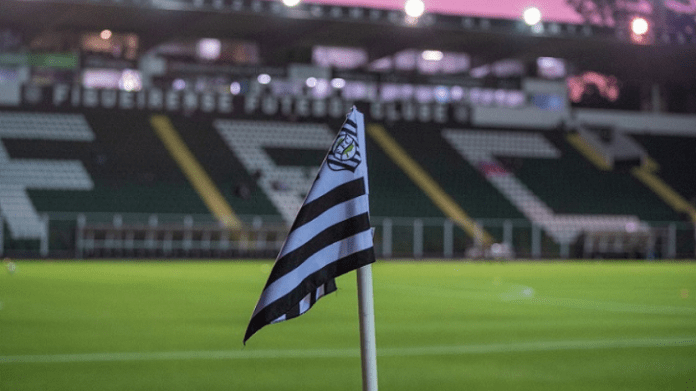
[1,337,694,364]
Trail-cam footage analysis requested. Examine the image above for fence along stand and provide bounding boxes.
[40,214,49,258]
[443,219,453,258]
[0,214,4,258]
[76,214,86,259]
[531,224,541,259]
[668,223,677,259]
[183,215,193,253]
[381,218,392,258]
[560,243,569,259]
[147,214,158,253]
[413,219,423,258]
[503,220,513,250]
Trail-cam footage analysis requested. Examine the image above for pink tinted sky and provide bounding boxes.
[296,0,584,23]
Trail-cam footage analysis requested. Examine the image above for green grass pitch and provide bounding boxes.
[1,260,695,391]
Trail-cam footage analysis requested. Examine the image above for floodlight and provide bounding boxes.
[173,79,186,90]
[119,70,142,92]
[523,7,542,26]
[196,39,221,61]
[331,78,346,89]
[230,81,241,95]
[434,86,449,103]
[404,0,425,18]
[450,86,465,101]
[282,0,301,7]
[631,17,649,35]
[421,50,443,61]
[100,29,112,40]
[257,74,272,84]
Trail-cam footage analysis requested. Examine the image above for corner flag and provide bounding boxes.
[244,107,376,343]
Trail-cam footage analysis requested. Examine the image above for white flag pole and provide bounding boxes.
[356,263,378,391]
[358,109,377,391]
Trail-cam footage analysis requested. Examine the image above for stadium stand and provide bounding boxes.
[1,107,694,259]
[3,111,208,216]
[364,127,447,220]
[382,122,523,220]
[1,0,695,259]
[0,111,94,240]
[516,131,678,221]
[213,119,337,223]
[631,133,696,218]
[168,115,279,218]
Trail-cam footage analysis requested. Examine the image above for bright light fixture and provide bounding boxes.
[100,29,112,40]
[523,7,542,26]
[257,74,272,85]
[305,77,318,88]
[196,38,221,61]
[331,78,346,89]
[404,0,425,18]
[631,17,649,35]
[282,0,301,7]
[421,50,443,61]
[119,70,142,92]
[450,86,465,101]
[230,81,241,95]
[173,79,186,90]
[434,86,449,103]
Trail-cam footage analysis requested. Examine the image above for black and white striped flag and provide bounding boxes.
[244,107,376,343]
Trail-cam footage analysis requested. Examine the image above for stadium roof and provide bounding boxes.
[1,0,695,83]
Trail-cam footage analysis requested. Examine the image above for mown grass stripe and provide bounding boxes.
[2,337,693,364]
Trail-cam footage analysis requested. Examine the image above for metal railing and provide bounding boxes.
[1,212,695,259]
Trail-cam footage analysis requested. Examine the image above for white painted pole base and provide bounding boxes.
[356,264,378,391]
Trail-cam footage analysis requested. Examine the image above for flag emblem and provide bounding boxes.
[244,107,375,343]
[327,120,361,172]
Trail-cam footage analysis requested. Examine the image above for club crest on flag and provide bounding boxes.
[327,121,361,172]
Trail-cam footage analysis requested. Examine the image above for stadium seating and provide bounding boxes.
[167,116,279,218]
[392,124,675,251]
[213,119,337,223]
[517,131,678,221]
[631,133,696,211]
[15,111,210,216]
[0,112,94,141]
[382,122,523,220]
[0,111,94,239]
[1,108,694,258]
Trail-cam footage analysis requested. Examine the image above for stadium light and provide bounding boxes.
[282,0,301,7]
[119,70,142,92]
[230,81,242,95]
[404,0,425,18]
[173,79,186,90]
[196,39,221,61]
[257,74,272,84]
[523,7,542,26]
[100,29,112,40]
[434,86,449,103]
[421,50,443,61]
[631,17,649,35]
[305,77,318,88]
[331,78,346,89]
[450,86,465,101]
